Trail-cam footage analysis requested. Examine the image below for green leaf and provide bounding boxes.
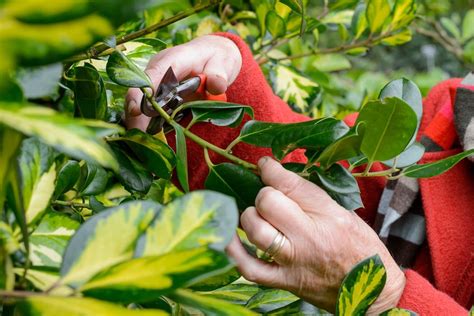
[271,118,349,160]
[109,143,153,193]
[204,163,264,210]
[237,119,325,147]
[270,65,319,113]
[0,127,23,208]
[136,191,238,257]
[317,123,364,169]
[17,138,57,225]
[173,122,189,192]
[0,103,121,170]
[246,289,299,313]
[381,28,412,46]
[185,101,253,128]
[265,11,286,38]
[382,142,425,168]
[402,149,474,178]
[67,63,107,120]
[0,77,23,102]
[81,247,230,303]
[379,78,422,128]
[366,0,391,34]
[17,296,168,316]
[53,160,81,199]
[380,308,418,316]
[60,201,160,286]
[108,129,176,180]
[356,97,418,163]
[0,246,13,290]
[106,50,152,88]
[190,267,241,291]
[198,283,259,305]
[169,289,258,316]
[441,17,461,41]
[76,163,109,196]
[335,255,386,316]
[462,10,474,42]
[310,164,363,211]
[29,211,80,268]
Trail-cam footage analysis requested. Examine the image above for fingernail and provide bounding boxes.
[258,156,269,169]
[126,100,138,117]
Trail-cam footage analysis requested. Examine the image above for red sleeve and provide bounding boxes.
[166,32,308,190]
[397,270,467,315]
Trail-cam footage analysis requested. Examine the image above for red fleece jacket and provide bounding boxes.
[166,33,473,315]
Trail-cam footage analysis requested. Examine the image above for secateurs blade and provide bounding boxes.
[140,66,227,135]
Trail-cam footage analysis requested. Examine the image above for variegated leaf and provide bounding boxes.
[0,103,121,170]
[169,289,257,316]
[80,247,230,303]
[60,201,161,287]
[270,65,319,113]
[380,308,418,316]
[135,191,238,257]
[246,289,300,313]
[16,296,168,316]
[17,138,57,225]
[29,211,80,268]
[198,283,260,305]
[0,127,22,208]
[14,268,59,292]
[336,255,387,316]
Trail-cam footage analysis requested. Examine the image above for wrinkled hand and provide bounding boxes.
[125,35,242,131]
[227,157,406,314]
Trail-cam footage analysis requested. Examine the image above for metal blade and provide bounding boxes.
[157,66,179,97]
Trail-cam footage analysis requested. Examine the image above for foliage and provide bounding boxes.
[0,0,471,315]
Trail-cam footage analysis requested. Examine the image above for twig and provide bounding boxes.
[258,32,391,64]
[67,0,221,62]
[142,89,257,170]
[52,200,90,208]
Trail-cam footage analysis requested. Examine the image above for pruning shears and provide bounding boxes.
[141,66,227,135]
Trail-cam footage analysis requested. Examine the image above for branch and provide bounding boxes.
[67,0,221,62]
[142,89,257,171]
[258,32,391,64]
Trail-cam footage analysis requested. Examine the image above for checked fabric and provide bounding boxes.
[373,73,474,267]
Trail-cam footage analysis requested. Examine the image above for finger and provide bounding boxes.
[226,234,283,286]
[240,207,292,264]
[202,53,237,95]
[258,157,341,214]
[254,187,310,237]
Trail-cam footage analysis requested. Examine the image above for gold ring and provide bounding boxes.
[263,230,286,261]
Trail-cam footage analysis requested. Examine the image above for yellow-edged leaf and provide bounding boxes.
[169,289,257,316]
[16,296,168,316]
[0,103,121,170]
[336,255,387,316]
[60,201,160,286]
[80,247,230,303]
[380,307,418,315]
[366,0,391,34]
[136,191,238,257]
[382,28,412,46]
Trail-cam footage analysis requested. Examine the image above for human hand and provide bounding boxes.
[227,157,406,314]
[125,35,242,131]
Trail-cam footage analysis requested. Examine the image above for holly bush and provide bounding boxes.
[0,1,473,315]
